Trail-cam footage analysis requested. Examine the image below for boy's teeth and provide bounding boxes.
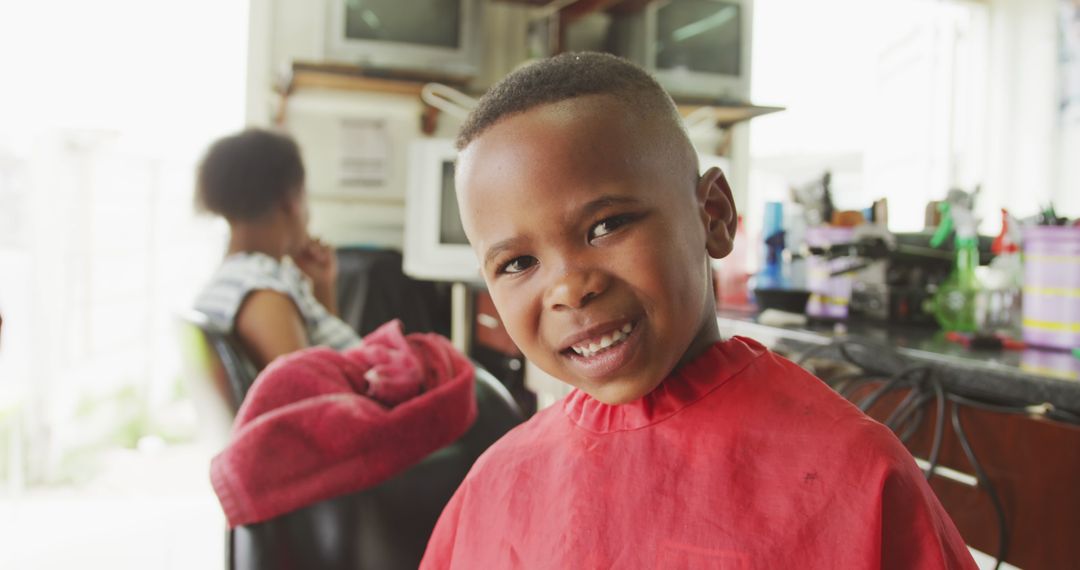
[570,323,634,358]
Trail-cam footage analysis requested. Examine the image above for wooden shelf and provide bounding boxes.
[281,63,783,130]
[279,61,476,134]
[289,70,424,97]
[677,103,785,128]
[285,61,471,97]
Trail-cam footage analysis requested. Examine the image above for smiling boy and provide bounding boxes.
[420,53,976,569]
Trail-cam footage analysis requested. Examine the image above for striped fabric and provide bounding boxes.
[194,252,362,352]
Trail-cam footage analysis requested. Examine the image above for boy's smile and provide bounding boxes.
[456,95,736,405]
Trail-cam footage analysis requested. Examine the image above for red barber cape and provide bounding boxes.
[421,336,977,570]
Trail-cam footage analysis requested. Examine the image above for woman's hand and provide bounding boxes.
[293,237,337,288]
[293,237,340,316]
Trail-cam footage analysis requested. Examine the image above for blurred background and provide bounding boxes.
[0,0,1076,568]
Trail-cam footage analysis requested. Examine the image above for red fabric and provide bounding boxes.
[210,320,476,528]
[421,336,978,569]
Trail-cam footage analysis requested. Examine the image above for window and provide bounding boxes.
[0,1,247,566]
[750,0,990,238]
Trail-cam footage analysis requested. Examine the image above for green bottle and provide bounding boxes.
[929,202,979,333]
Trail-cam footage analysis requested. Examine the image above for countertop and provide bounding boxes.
[716,310,1080,416]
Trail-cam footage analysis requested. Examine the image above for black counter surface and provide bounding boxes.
[716,310,1080,416]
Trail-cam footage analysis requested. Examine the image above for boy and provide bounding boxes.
[421,53,976,569]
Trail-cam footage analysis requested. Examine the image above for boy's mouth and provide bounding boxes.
[567,322,634,358]
[558,319,641,378]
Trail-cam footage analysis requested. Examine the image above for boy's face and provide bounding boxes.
[456,95,736,405]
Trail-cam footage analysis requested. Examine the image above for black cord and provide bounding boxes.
[839,376,881,400]
[884,387,923,429]
[838,341,879,372]
[806,338,1080,426]
[950,401,1009,570]
[895,404,925,443]
[857,366,929,413]
[1050,407,1080,424]
[796,335,1079,570]
[800,336,1080,570]
[874,372,943,479]
[795,343,841,367]
[923,377,946,482]
[947,392,1080,425]
[827,371,873,395]
[857,377,904,412]
[946,393,1029,415]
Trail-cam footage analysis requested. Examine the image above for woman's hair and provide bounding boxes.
[195,128,306,221]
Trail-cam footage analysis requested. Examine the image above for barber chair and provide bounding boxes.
[178,310,524,570]
[228,366,521,569]
[336,248,449,336]
[177,311,258,443]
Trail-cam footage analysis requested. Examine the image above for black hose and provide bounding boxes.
[884,387,923,429]
[923,377,945,482]
[795,343,840,367]
[896,404,926,443]
[950,402,1009,570]
[858,366,929,413]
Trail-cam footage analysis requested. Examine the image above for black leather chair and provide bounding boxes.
[229,366,522,570]
[177,311,260,445]
[178,310,524,570]
[178,310,258,413]
[336,248,449,337]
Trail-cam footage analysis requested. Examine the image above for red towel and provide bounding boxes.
[210,320,476,528]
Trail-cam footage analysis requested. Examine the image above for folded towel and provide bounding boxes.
[210,320,476,528]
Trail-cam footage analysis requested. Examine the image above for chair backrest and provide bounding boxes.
[177,310,261,445]
[336,248,447,336]
[178,310,258,411]
[228,366,524,570]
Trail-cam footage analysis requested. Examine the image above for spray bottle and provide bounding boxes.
[989,209,1022,289]
[983,209,1023,332]
[755,201,787,290]
[929,198,979,332]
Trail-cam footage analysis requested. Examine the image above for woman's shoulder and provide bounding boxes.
[194,252,304,329]
[216,252,313,296]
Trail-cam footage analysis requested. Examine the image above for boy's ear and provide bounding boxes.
[696,167,738,259]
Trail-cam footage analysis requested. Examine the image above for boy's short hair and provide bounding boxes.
[457,52,684,150]
[195,128,305,221]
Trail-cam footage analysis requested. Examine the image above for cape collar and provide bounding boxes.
[561,336,766,433]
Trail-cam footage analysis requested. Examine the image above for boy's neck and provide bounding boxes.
[674,306,723,372]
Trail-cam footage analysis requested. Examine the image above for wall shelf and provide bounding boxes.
[677,103,785,128]
[285,61,472,97]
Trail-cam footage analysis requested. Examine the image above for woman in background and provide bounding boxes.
[194,128,360,369]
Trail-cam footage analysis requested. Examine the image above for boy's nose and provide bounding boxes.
[545,267,610,311]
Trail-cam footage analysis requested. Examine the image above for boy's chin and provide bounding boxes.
[582,377,664,406]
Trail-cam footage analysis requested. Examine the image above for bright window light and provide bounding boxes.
[0,1,249,568]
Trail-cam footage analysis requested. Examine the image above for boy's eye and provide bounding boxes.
[588,214,634,242]
[499,256,537,275]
